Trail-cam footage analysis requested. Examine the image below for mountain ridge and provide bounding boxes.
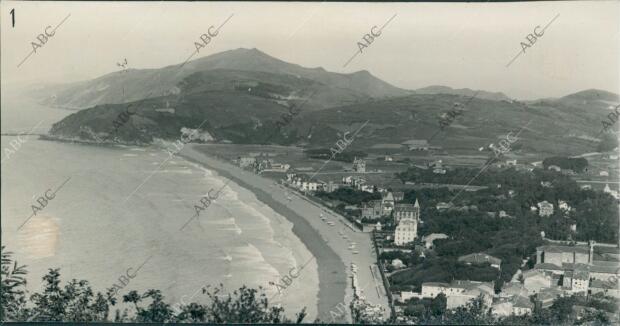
[35,48,409,110]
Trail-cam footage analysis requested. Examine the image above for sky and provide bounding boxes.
[1,1,619,100]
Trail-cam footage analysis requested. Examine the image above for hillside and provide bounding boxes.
[550,89,620,111]
[293,93,614,155]
[41,47,618,157]
[33,48,408,111]
[415,85,511,102]
[48,79,617,157]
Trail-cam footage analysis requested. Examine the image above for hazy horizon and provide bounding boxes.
[1,1,619,100]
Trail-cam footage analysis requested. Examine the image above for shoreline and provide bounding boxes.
[179,144,347,321]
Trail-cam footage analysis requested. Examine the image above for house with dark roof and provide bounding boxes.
[393,200,420,224]
[536,244,592,266]
[361,200,383,220]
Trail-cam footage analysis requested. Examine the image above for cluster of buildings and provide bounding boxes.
[484,242,620,317]
[281,173,377,194]
[236,153,290,174]
[397,280,495,310]
[392,242,619,320]
[359,190,422,246]
[530,243,620,298]
[394,268,537,318]
[531,199,575,217]
[361,191,404,220]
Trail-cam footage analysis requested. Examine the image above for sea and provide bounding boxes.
[0,88,318,319]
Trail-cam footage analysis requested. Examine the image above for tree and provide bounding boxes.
[430,293,447,316]
[1,246,28,321]
[28,269,109,322]
[596,133,619,152]
[1,247,307,323]
[203,284,306,323]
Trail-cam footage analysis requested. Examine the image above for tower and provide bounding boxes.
[413,199,420,221]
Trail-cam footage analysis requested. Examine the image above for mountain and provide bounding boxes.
[34,48,409,110]
[415,85,511,102]
[561,89,619,102]
[48,84,615,156]
[41,47,616,156]
[551,89,620,111]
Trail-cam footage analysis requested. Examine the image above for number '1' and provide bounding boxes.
[10,8,15,27]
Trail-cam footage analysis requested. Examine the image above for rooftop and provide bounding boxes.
[534,263,564,271]
[394,204,415,212]
[422,233,448,242]
[590,278,618,289]
[536,244,590,254]
[513,295,534,309]
[423,280,495,292]
[458,253,502,265]
[563,262,620,274]
[522,269,549,280]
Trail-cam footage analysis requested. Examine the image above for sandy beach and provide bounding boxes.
[180,144,390,322]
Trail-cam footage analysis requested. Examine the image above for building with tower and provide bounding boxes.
[393,199,420,224]
[353,157,366,173]
[394,199,421,245]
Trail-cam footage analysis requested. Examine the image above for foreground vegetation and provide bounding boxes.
[0,246,306,323]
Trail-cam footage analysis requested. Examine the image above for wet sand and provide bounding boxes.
[180,144,349,321]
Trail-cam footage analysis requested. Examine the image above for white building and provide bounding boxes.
[491,296,533,317]
[604,184,620,199]
[421,280,494,309]
[300,181,318,192]
[537,201,554,217]
[394,218,418,246]
[394,198,420,246]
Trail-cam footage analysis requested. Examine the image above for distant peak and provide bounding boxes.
[352,70,371,76]
[561,89,620,101]
[227,47,269,56]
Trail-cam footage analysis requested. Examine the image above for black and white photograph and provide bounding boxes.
[1,1,619,324]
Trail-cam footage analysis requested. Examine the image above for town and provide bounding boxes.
[213,140,620,324]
